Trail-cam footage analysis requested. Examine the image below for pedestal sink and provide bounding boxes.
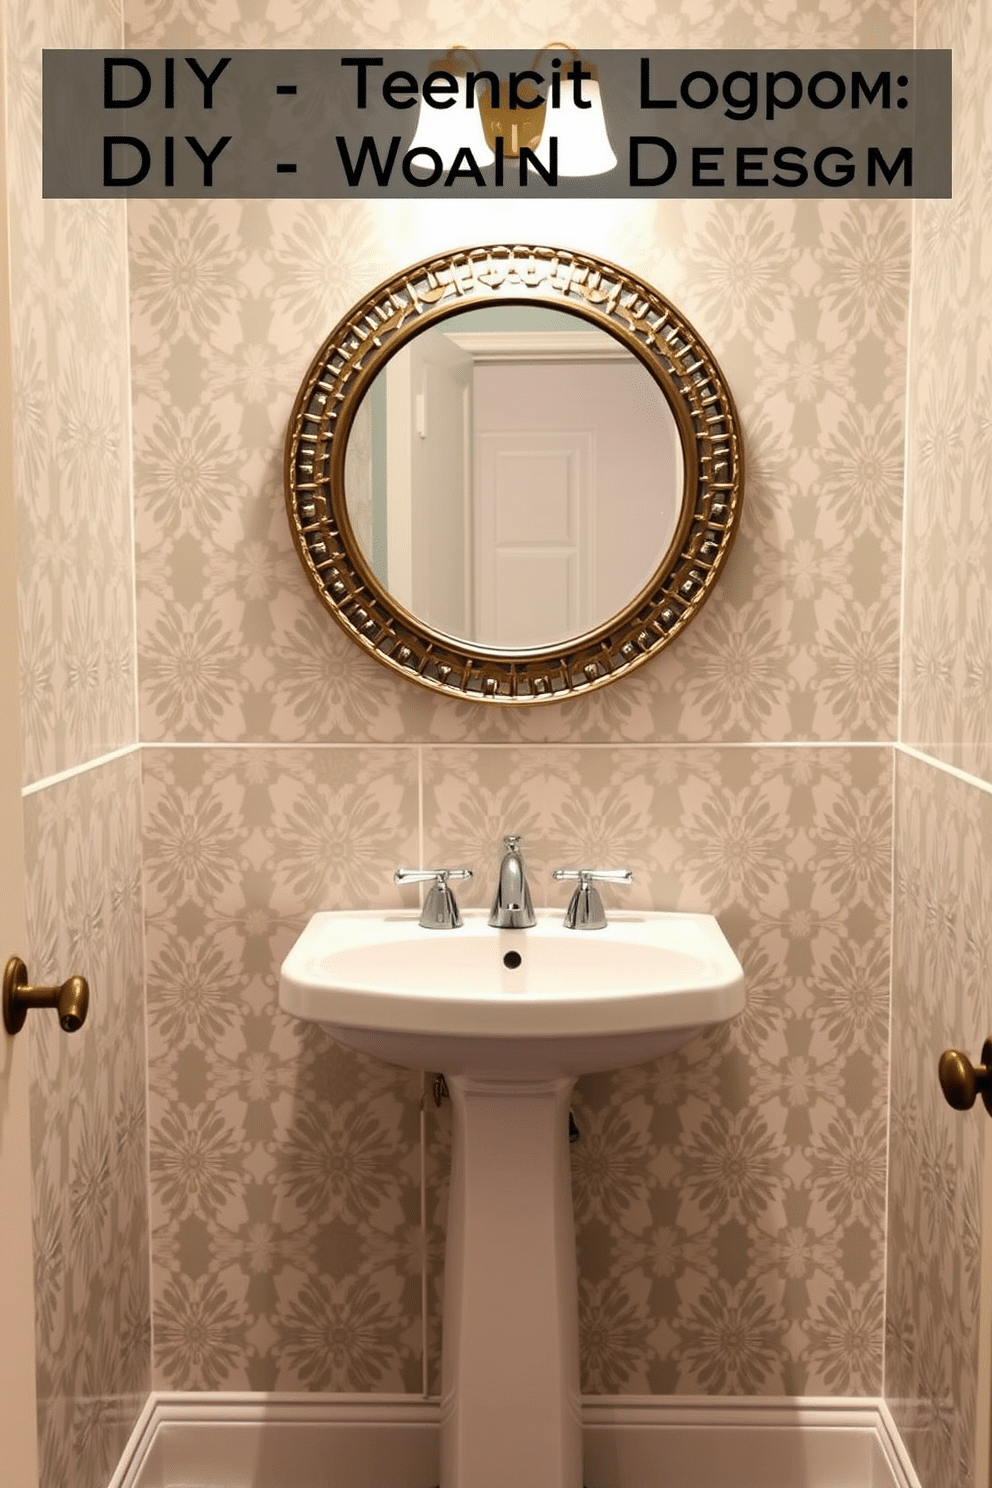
[279,909,745,1488]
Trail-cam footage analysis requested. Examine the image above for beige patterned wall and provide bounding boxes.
[141,743,892,1395]
[23,758,149,1488]
[900,0,992,782]
[8,8,136,789]
[127,0,911,1403]
[5,2,150,1487]
[888,755,992,1488]
[887,0,992,1480]
[22,0,992,1477]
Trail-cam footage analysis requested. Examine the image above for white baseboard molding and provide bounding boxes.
[108,1391,923,1488]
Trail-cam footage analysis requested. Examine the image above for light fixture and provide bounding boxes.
[408,48,495,171]
[408,45,617,180]
[518,46,617,179]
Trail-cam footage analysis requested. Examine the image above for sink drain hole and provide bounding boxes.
[503,950,523,969]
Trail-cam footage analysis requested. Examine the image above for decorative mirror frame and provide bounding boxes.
[284,243,744,704]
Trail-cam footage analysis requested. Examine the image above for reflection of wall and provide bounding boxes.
[6,1,150,1485]
[885,0,992,1482]
[127,0,909,1405]
[406,326,471,635]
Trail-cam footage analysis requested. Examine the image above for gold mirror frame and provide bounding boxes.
[284,243,744,704]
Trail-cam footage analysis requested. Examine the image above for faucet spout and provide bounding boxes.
[488,834,537,929]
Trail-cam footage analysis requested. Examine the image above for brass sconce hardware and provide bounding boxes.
[2,955,89,1036]
[410,44,615,174]
[938,1039,992,1115]
[432,1073,449,1105]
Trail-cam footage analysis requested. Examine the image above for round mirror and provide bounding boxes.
[285,244,743,704]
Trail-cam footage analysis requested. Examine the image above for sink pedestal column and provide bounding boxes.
[439,1073,582,1488]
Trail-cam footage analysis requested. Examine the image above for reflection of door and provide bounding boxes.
[471,359,679,649]
[474,430,593,647]
[0,17,40,1475]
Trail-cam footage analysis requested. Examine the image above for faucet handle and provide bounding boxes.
[394,868,473,930]
[552,868,633,930]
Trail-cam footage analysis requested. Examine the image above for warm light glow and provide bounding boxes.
[408,72,495,171]
[533,77,618,178]
[408,48,617,180]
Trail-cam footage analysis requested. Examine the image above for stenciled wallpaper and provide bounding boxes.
[23,760,148,1488]
[886,0,992,1483]
[19,0,992,1484]
[887,755,992,1488]
[6,0,150,1485]
[141,742,891,1395]
[127,0,911,1407]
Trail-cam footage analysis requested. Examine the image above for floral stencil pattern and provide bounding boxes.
[128,189,908,746]
[143,747,424,1391]
[140,745,892,1399]
[419,747,892,1396]
[887,0,992,1481]
[24,0,992,1479]
[23,758,149,1488]
[901,0,992,780]
[9,0,135,789]
[7,3,147,1488]
[887,757,992,1488]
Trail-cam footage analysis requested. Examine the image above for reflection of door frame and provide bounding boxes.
[0,5,40,1480]
[443,330,630,364]
[385,340,473,633]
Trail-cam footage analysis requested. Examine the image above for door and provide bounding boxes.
[0,6,40,1481]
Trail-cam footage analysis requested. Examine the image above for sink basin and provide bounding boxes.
[279,905,744,1488]
[278,908,744,1077]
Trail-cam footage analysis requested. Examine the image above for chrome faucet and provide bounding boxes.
[394,867,473,929]
[552,867,633,929]
[488,834,536,929]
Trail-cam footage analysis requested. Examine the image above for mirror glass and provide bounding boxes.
[343,306,684,651]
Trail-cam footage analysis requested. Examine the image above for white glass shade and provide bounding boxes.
[534,79,617,177]
[408,75,495,171]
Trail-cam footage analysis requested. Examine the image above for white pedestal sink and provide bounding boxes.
[279,909,745,1488]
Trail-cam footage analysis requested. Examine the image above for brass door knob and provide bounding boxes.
[938,1039,992,1115]
[2,956,89,1036]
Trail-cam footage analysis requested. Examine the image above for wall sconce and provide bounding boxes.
[512,46,617,178]
[409,45,617,179]
[408,48,496,170]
